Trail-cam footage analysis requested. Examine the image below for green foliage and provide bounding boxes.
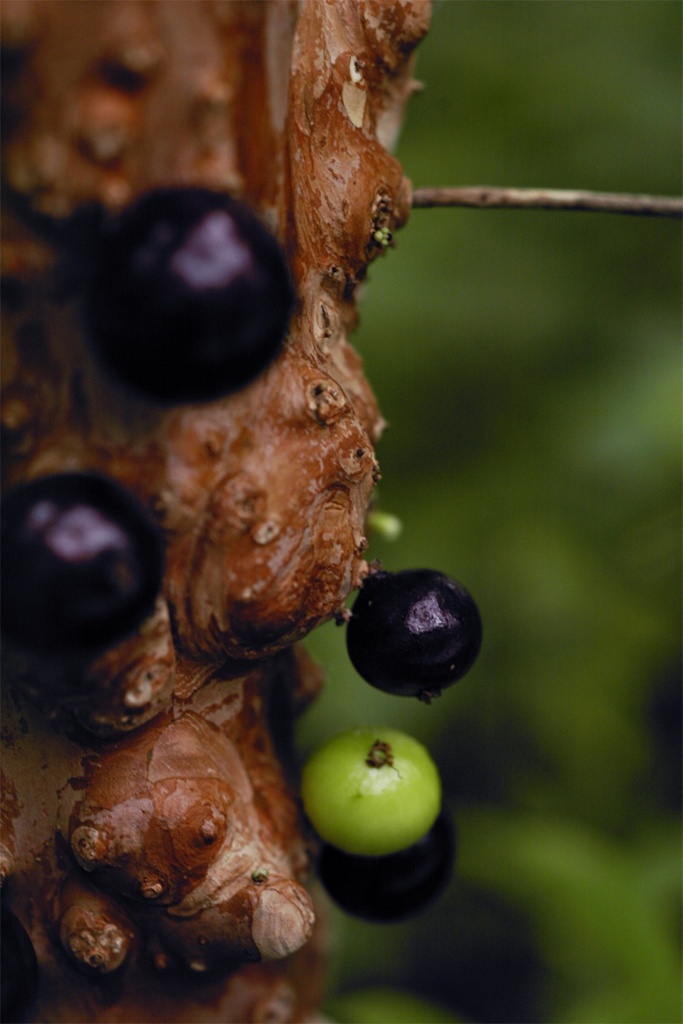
[299,3,682,1022]
[327,987,462,1023]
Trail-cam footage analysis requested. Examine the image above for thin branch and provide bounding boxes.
[411,186,683,219]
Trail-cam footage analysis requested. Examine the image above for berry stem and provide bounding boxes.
[366,740,394,769]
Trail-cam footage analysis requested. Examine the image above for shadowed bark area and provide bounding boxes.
[0,2,430,1021]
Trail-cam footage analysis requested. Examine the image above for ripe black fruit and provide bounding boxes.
[1,905,39,1023]
[318,809,455,922]
[80,187,295,403]
[0,472,164,655]
[346,569,482,699]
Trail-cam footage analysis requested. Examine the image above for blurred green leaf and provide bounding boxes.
[326,988,464,1024]
[458,810,682,1023]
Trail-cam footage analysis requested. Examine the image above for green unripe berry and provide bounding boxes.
[366,509,403,542]
[301,727,442,856]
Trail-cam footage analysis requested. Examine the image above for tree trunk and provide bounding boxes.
[0,1,431,1021]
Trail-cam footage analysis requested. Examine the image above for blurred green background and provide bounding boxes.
[296,3,682,1023]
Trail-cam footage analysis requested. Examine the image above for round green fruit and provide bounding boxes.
[301,727,442,856]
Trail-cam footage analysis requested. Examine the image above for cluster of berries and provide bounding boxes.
[302,569,482,921]
[0,186,483,939]
[2,187,294,653]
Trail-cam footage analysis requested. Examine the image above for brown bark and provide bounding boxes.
[0,1,431,1021]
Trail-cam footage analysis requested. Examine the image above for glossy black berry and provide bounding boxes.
[346,569,482,699]
[318,809,455,922]
[80,187,295,403]
[0,472,164,655]
[1,905,39,1023]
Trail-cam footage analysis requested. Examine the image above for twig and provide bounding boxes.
[411,186,683,219]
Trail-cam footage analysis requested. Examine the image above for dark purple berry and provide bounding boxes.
[346,569,482,699]
[1,905,39,1023]
[318,809,455,922]
[1,472,164,655]
[80,187,295,403]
